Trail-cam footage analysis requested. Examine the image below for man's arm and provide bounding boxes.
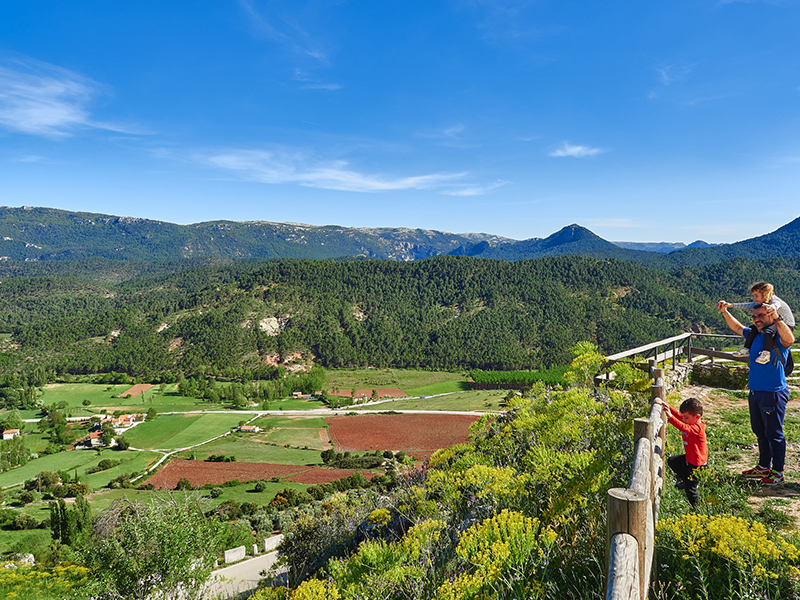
[718,301,745,336]
[764,304,796,347]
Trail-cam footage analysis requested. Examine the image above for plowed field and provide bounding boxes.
[119,383,154,398]
[326,414,479,453]
[143,459,378,488]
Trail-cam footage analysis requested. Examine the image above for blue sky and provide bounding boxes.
[1,1,799,244]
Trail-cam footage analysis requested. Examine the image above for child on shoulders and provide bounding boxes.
[724,282,795,366]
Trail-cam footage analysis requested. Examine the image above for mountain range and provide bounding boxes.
[1,206,798,269]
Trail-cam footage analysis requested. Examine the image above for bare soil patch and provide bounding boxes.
[143,459,309,488]
[118,383,154,398]
[326,413,479,453]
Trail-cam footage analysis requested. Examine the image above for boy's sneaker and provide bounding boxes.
[742,465,771,478]
[731,347,750,358]
[755,350,771,364]
[674,480,685,490]
[761,471,784,485]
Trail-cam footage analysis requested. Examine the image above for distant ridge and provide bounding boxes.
[0,206,798,268]
[612,240,717,253]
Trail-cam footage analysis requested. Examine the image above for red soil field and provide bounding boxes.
[119,383,154,398]
[143,460,309,488]
[327,387,408,398]
[326,414,480,453]
[143,459,379,488]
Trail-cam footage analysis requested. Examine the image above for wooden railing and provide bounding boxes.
[605,360,667,600]
[603,332,798,598]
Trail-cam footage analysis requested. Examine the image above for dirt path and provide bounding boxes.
[675,384,800,523]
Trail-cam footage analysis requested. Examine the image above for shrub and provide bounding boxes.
[175,478,193,490]
[656,514,800,599]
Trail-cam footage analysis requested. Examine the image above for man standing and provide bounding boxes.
[717,300,795,484]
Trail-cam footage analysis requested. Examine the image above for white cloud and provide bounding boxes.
[549,142,606,158]
[293,68,342,91]
[441,180,510,196]
[198,148,467,192]
[14,154,46,163]
[238,0,338,91]
[656,64,694,86]
[0,56,139,138]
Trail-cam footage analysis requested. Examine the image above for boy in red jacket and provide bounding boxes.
[656,397,708,507]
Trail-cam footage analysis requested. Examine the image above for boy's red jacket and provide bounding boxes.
[666,405,708,467]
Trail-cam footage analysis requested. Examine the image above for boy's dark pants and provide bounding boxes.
[667,454,703,506]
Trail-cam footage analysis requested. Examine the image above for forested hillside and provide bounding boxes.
[0,207,507,262]
[1,206,798,266]
[2,255,798,384]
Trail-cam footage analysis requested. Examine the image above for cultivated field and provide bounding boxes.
[357,390,505,412]
[326,413,480,455]
[325,369,469,396]
[122,413,245,450]
[142,459,377,488]
[175,436,323,464]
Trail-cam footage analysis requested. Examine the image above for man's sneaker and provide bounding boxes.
[755,350,771,365]
[675,480,685,490]
[742,465,771,478]
[731,347,750,358]
[761,471,784,485]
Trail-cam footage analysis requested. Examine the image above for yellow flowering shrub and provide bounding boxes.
[325,520,446,599]
[657,514,800,599]
[0,561,93,600]
[435,510,557,600]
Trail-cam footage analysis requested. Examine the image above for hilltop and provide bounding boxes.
[1,206,798,268]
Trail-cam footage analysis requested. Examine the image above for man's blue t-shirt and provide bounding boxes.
[743,327,790,392]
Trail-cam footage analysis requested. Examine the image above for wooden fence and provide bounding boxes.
[603,331,798,598]
[605,360,667,600]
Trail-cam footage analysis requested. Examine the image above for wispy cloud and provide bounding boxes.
[293,68,342,91]
[14,154,46,163]
[238,0,341,91]
[0,56,141,138]
[197,148,467,192]
[441,180,510,196]
[656,64,695,86]
[549,142,606,158]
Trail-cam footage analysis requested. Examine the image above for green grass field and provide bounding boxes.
[252,416,328,429]
[357,390,505,412]
[175,436,322,465]
[325,368,469,396]
[265,397,326,410]
[0,447,160,491]
[0,450,101,489]
[36,383,221,415]
[81,450,161,489]
[123,413,245,450]
[0,528,50,555]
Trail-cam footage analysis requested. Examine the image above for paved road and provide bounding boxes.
[207,551,282,599]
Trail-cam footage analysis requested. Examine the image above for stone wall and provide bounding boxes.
[691,363,749,390]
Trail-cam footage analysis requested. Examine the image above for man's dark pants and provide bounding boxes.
[748,387,790,473]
